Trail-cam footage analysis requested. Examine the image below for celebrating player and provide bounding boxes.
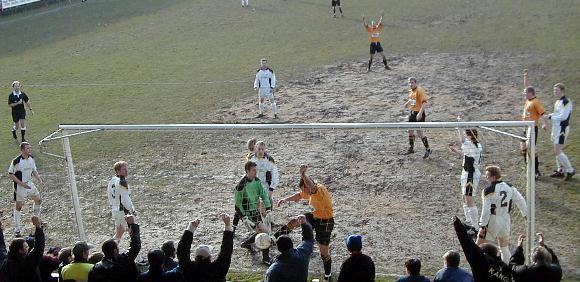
[404,77,432,158]
[449,127,482,236]
[477,166,527,263]
[107,161,137,239]
[362,11,390,72]
[544,83,575,180]
[521,70,546,179]
[254,58,278,118]
[8,142,43,237]
[278,164,335,281]
[8,81,34,142]
[235,161,273,265]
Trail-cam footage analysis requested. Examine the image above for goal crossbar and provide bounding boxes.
[38,121,536,261]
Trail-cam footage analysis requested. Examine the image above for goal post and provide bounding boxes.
[39,120,536,261]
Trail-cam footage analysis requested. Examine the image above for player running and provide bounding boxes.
[449,127,482,236]
[544,83,575,180]
[278,164,335,281]
[477,166,527,263]
[362,11,390,72]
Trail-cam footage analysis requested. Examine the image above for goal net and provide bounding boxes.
[37,121,535,276]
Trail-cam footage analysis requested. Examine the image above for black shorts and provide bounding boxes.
[369,42,383,54]
[12,110,25,122]
[331,0,340,6]
[305,213,334,246]
[408,111,426,122]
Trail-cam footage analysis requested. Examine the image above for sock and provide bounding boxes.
[271,102,278,114]
[333,7,336,14]
[408,135,415,149]
[258,102,264,114]
[368,59,372,70]
[233,212,241,227]
[21,128,26,140]
[262,248,270,261]
[555,157,562,172]
[322,255,332,276]
[11,125,17,139]
[421,136,430,149]
[535,156,540,175]
[500,246,510,264]
[339,7,342,14]
[468,206,479,229]
[33,203,41,216]
[14,209,21,232]
[462,205,472,226]
[558,153,574,173]
[382,58,388,67]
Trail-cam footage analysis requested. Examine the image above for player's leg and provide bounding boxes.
[11,122,17,140]
[317,218,334,281]
[368,45,375,72]
[331,0,336,17]
[377,46,390,70]
[461,171,479,233]
[319,243,332,280]
[258,93,265,117]
[31,194,42,216]
[19,118,26,142]
[14,200,24,236]
[498,235,510,263]
[241,0,245,7]
[268,93,278,118]
[337,0,343,16]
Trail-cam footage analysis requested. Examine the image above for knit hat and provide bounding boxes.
[276,235,293,253]
[346,235,362,252]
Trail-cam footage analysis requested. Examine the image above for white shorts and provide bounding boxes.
[460,169,480,197]
[551,125,570,145]
[258,88,274,99]
[112,210,128,229]
[483,215,510,240]
[15,182,40,202]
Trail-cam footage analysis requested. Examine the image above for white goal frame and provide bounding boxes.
[39,121,536,258]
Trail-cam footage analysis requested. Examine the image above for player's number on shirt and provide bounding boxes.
[499,191,508,207]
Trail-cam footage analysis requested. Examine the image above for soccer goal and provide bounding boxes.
[39,120,536,271]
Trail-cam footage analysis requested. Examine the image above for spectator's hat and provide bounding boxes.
[73,241,93,258]
[195,245,213,259]
[346,235,362,252]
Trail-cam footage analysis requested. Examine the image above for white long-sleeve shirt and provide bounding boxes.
[248,153,279,191]
[479,180,527,227]
[548,96,573,127]
[107,175,134,213]
[461,140,482,173]
[254,68,276,89]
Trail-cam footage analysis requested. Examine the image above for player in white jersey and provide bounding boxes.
[8,142,43,236]
[107,161,136,238]
[450,128,482,234]
[477,166,527,263]
[248,141,279,201]
[254,58,278,118]
[544,83,575,180]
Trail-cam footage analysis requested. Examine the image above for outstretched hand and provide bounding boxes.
[220,213,231,226]
[517,234,526,247]
[537,232,545,246]
[32,215,41,228]
[299,164,308,175]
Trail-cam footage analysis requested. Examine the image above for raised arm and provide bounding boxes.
[125,215,141,261]
[362,15,367,27]
[300,164,316,188]
[214,214,234,278]
[0,222,6,264]
[177,219,200,266]
[453,216,485,269]
[26,216,45,266]
[523,69,529,88]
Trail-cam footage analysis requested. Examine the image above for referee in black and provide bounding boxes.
[331,0,343,17]
[8,81,33,142]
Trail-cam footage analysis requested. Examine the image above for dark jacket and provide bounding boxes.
[337,252,375,282]
[454,218,512,282]
[509,245,562,282]
[177,229,233,282]
[137,268,167,282]
[1,226,45,282]
[162,256,178,272]
[264,223,314,282]
[88,223,141,282]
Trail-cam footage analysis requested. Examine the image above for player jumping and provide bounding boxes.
[362,11,390,72]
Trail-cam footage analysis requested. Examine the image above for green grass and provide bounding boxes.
[0,0,578,278]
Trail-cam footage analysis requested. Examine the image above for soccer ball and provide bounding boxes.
[255,233,272,250]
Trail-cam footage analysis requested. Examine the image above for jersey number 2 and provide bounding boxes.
[499,191,508,207]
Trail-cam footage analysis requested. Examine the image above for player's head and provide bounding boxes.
[408,77,417,90]
[524,86,536,99]
[256,141,266,158]
[247,138,257,152]
[480,243,499,258]
[531,246,552,265]
[260,58,268,69]
[12,81,21,90]
[485,165,501,182]
[553,83,565,98]
[404,258,422,275]
[245,161,257,179]
[113,161,128,177]
[276,235,294,253]
[465,129,478,143]
[161,240,176,258]
[9,238,29,256]
[147,249,165,269]
[443,250,460,267]
[101,238,119,258]
[20,142,31,155]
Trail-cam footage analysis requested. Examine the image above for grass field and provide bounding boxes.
[0,0,579,280]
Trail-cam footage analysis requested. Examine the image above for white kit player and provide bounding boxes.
[545,83,575,180]
[450,127,482,235]
[107,161,136,238]
[248,141,279,201]
[8,142,43,237]
[254,58,278,118]
[477,166,527,263]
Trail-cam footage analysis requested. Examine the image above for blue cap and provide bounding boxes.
[346,235,362,251]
